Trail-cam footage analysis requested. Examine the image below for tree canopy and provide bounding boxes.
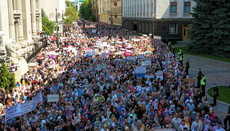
[189,0,230,58]
[42,8,55,35]
[0,63,15,93]
[79,0,95,21]
[64,1,79,26]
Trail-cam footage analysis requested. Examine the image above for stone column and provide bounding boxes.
[37,0,42,31]
[8,0,15,40]
[31,0,36,36]
[17,0,24,41]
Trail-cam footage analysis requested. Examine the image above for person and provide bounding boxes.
[200,74,206,96]
[224,106,230,130]
[185,59,190,75]
[212,84,219,106]
[197,68,202,88]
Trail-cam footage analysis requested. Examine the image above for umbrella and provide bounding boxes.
[51,37,56,41]
[28,62,37,67]
[125,47,133,49]
[84,48,92,50]
[49,55,57,59]
[109,49,116,52]
[145,51,153,55]
[125,50,132,53]
[124,52,132,56]
[41,31,45,34]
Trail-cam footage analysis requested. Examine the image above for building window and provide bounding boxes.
[184,2,191,14]
[169,24,177,34]
[170,2,177,13]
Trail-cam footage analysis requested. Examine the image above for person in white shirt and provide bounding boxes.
[180,119,189,131]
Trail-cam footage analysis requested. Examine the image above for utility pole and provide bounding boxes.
[152,0,156,40]
[55,8,59,48]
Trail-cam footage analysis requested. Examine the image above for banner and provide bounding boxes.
[32,91,43,110]
[156,71,163,80]
[138,55,144,59]
[47,94,59,102]
[5,92,43,121]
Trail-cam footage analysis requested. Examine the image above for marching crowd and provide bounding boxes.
[0,20,228,131]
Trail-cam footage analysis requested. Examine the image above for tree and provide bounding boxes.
[189,0,230,57]
[42,8,55,35]
[79,0,95,21]
[64,1,79,26]
[0,63,16,93]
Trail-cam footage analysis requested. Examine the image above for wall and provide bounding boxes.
[41,0,65,22]
[0,0,10,48]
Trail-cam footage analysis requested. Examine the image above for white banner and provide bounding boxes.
[96,41,102,46]
[32,91,43,110]
[20,101,33,116]
[5,104,21,122]
[5,92,43,121]
[135,66,146,74]
[47,94,59,102]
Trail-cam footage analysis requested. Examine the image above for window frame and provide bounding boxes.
[170,2,177,14]
[184,2,191,14]
[169,24,178,34]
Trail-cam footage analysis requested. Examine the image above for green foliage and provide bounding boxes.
[41,9,55,35]
[0,63,16,93]
[64,0,79,25]
[42,17,55,35]
[79,0,95,21]
[189,0,230,58]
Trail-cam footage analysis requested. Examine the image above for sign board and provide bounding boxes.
[85,50,92,56]
[184,78,196,84]
[47,94,59,102]
[154,36,162,40]
[101,52,107,58]
[92,29,97,33]
[135,66,146,74]
[127,56,136,60]
[138,55,144,59]
[142,61,151,66]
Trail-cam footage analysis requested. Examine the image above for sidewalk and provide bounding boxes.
[183,54,230,123]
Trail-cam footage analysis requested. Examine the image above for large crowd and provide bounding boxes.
[0,20,227,131]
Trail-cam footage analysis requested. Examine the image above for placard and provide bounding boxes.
[138,55,144,59]
[142,61,151,66]
[127,56,136,60]
[101,52,107,58]
[135,66,146,74]
[47,94,59,102]
[85,50,92,56]
[92,29,97,33]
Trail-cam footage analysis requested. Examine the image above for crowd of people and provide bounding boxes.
[0,20,227,131]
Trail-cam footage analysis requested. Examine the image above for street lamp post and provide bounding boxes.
[152,0,156,40]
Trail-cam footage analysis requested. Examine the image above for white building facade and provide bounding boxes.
[122,0,196,41]
[0,0,44,77]
[41,0,66,34]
